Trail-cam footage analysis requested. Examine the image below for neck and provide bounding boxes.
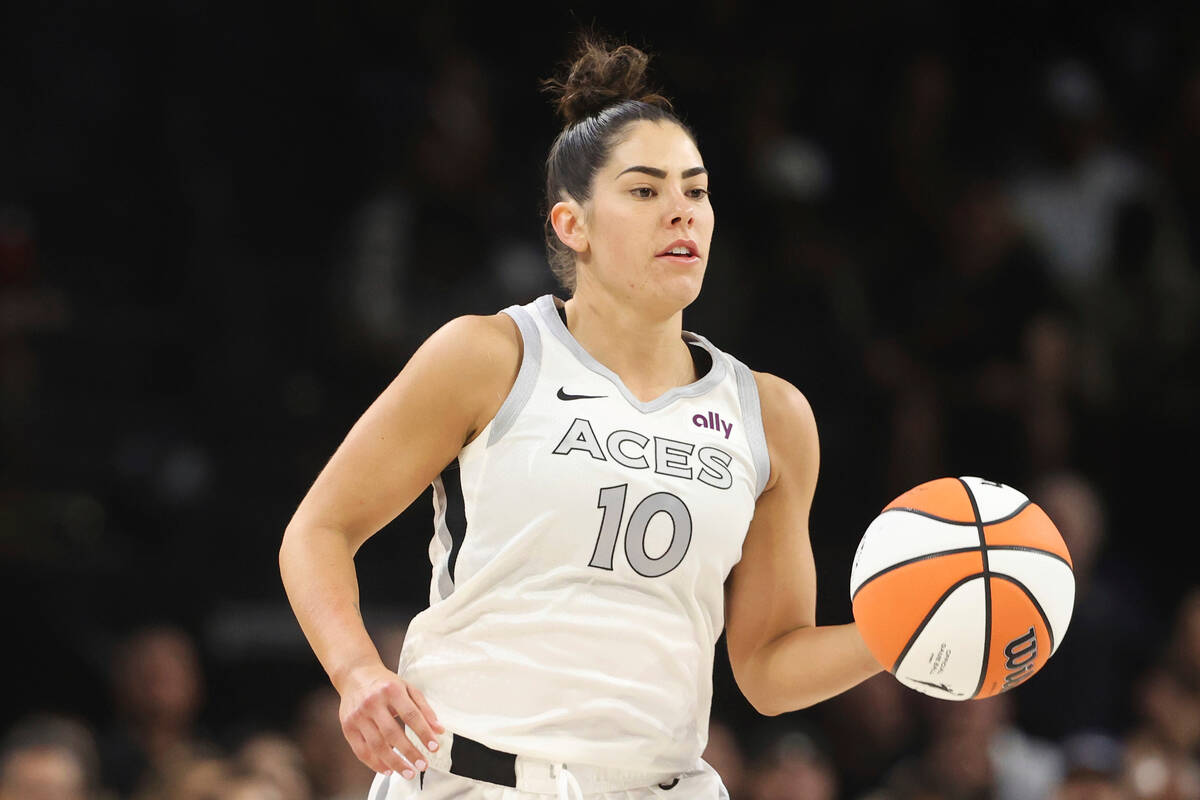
[561,288,696,403]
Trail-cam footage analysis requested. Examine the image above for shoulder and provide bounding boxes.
[429,309,521,349]
[749,370,819,495]
[415,311,523,376]
[407,311,524,444]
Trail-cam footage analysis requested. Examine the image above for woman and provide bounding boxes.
[279,35,883,800]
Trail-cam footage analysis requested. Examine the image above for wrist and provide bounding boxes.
[849,621,886,676]
[331,654,387,695]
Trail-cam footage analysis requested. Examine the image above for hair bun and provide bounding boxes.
[541,34,673,126]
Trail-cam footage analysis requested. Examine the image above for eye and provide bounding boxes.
[631,187,655,198]
[689,187,711,199]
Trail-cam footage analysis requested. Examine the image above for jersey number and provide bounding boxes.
[588,484,692,577]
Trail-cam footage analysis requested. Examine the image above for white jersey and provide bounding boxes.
[396,293,770,773]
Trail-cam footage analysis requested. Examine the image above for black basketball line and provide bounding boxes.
[960,478,992,700]
[990,573,1058,653]
[881,500,1031,527]
[853,546,1070,606]
[890,573,986,674]
[851,547,983,602]
[985,545,1074,571]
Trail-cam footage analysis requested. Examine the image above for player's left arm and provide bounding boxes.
[723,371,883,716]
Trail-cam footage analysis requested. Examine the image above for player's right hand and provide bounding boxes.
[336,662,446,779]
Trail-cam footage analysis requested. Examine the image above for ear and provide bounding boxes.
[549,199,589,255]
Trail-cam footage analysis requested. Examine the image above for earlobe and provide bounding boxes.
[550,200,588,254]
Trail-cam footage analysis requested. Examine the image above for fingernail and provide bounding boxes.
[428,741,439,751]
[416,759,427,770]
[402,769,415,780]
[384,770,393,776]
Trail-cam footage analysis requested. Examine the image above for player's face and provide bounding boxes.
[581,120,713,312]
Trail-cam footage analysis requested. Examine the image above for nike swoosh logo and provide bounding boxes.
[557,387,606,401]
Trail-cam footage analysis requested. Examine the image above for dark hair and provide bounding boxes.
[539,33,697,293]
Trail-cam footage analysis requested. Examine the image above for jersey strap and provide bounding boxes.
[488,304,543,447]
[727,354,771,498]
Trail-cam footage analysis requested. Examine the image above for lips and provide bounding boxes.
[657,239,701,259]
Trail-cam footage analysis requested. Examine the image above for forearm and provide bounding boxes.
[743,622,883,716]
[279,524,384,693]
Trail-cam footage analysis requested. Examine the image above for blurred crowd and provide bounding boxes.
[0,624,385,800]
[4,581,1200,800]
[4,2,1200,799]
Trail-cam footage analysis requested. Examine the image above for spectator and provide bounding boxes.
[747,729,838,800]
[864,692,1061,800]
[1008,58,1150,300]
[98,625,210,798]
[868,166,1069,490]
[1120,612,1200,800]
[1123,733,1200,800]
[1133,665,1200,757]
[1051,731,1129,800]
[136,753,229,800]
[234,732,312,800]
[1014,470,1156,739]
[0,713,101,800]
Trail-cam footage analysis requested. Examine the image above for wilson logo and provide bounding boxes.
[1002,627,1038,691]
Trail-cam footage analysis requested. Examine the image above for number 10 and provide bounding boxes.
[588,484,692,578]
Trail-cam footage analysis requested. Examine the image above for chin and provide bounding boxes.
[651,269,705,313]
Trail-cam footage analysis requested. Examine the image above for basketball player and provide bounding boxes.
[279,35,884,800]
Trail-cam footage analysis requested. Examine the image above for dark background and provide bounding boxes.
[3,0,1199,796]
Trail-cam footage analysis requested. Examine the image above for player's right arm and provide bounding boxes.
[278,312,521,779]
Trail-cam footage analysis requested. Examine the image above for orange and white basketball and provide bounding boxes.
[850,476,1075,700]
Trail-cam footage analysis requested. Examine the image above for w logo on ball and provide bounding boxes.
[1002,627,1038,691]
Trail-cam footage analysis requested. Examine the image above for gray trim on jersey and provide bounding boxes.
[371,774,390,800]
[534,294,727,414]
[488,304,543,447]
[729,354,771,498]
[431,476,456,601]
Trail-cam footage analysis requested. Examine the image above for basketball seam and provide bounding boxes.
[851,544,1070,600]
[990,573,1057,653]
[880,500,1031,527]
[851,547,982,601]
[960,478,992,700]
[986,545,1073,568]
[890,573,986,674]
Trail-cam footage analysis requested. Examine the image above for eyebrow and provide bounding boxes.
[616,165,708,179]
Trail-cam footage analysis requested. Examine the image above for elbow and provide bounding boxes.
[750,694,783,717]
[278,521,356,575]
[746,686,797,717]
[734,661,784,717]
[279,521,301,557]
[278,522,311,581]
[737,659,817,717]
[749,689,815,717]
[278,526,297,581]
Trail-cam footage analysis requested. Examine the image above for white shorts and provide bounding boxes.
[366,732,729,800]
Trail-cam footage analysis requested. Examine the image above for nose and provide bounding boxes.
[666,189,695,227]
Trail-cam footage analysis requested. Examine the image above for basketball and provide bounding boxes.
[849,476,1075,700]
